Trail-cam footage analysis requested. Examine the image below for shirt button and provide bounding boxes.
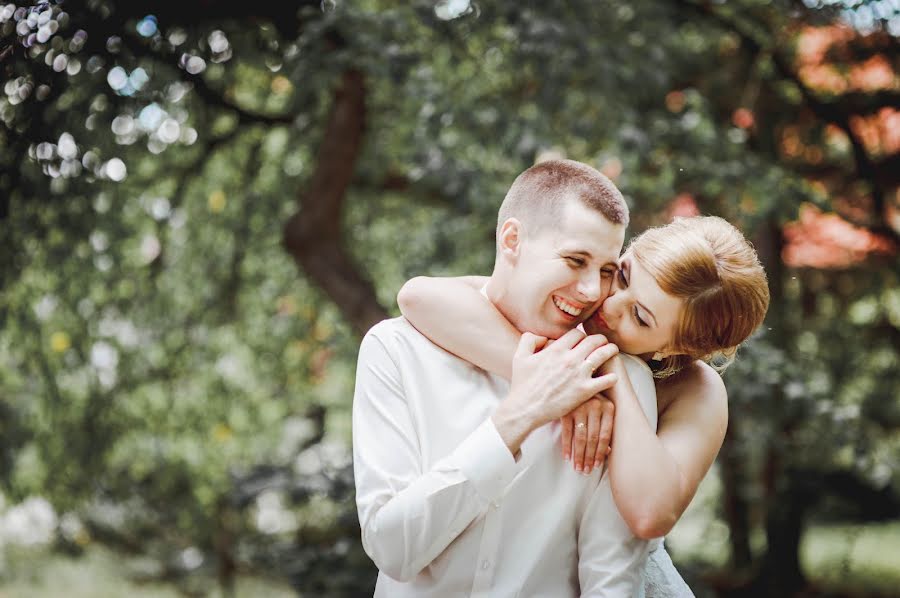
[481,560,490,570]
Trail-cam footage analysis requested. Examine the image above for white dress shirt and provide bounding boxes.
[353,318,658,597]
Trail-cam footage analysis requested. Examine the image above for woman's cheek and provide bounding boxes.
[618,328,636,352]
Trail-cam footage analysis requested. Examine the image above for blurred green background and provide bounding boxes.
[1,0,898,596]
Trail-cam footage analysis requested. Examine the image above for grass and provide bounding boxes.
[800,522,900,596]
[2,472,898,597]
[0,544,297,598]
[666,469,900,596]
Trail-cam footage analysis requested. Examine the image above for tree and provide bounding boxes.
[1,0,898,595]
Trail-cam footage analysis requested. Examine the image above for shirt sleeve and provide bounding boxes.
[576,476,651,596]
[577,354,656,595]
[352,325,520,582]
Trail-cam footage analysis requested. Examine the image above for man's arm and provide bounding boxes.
[354,325,622,581]
[578,356,657,595]
[352,326,520,581]
[400,276,618,474]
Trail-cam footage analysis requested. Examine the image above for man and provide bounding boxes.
[352,159,658,596]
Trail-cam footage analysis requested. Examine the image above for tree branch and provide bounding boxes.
[113,29,296,126]
[283,69,388,336]
[676,0,899,241]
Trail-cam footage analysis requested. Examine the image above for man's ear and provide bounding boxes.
[497,218,524,259]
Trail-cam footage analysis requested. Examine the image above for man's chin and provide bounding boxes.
[529,321,575,341]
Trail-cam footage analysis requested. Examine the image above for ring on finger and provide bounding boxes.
[575,421,587,430]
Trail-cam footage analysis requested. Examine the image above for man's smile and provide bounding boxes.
[552,296,586,319]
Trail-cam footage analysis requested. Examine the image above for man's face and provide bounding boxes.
[500,200,625,340]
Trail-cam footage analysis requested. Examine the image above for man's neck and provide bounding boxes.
[483,276,501,305]
[484,276,520,331]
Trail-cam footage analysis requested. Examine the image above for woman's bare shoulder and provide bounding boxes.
[657,360,727,416]
[619,353,654,380]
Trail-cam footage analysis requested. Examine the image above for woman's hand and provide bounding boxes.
[560,396,615,474]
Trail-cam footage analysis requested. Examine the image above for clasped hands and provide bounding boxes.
[493,328,620,468]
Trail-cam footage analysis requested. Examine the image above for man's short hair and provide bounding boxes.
[496,159,629,242]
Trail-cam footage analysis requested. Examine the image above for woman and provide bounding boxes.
[397,216,770,595]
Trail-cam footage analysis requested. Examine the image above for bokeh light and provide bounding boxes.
[434,0,472,20]
[136,15,157,38]
[103,158,127,181]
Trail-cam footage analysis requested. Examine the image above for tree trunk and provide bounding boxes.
[737,216,809,596]
[751,465,810,597]
[214,500,237,598]
[719,424,753,571]
[283,69,389,336]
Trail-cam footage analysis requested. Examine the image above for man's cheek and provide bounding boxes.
[582,312,599,335]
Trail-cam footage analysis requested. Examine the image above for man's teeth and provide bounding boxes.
[553,297,583,317]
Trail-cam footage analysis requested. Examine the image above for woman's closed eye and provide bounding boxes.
[632,306,649,327]
[618,267,648,326]
[566,256,586,267]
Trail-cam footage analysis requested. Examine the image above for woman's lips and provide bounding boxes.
[592,312,609,330]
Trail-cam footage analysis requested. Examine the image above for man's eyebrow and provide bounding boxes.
[563,249,614,263]
[564,249,594,258]
[563,248,618,269]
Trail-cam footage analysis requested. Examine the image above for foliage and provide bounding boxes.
[1,0,898,595]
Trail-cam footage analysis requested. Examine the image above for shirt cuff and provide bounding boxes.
[453,418,520,504]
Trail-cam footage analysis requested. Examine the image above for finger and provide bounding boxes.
[594,399,615,469]
[571,334,610,362]
[584,404,602,474]
[588,372,619,396]
[515,332,547,360]
[583,343,619,374]
[572,416,588,473]
[552,327,587,351]
[560,416,573,461]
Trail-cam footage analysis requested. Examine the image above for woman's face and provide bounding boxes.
[584,251,685,359]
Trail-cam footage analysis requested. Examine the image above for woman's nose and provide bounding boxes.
[602,289,624,325]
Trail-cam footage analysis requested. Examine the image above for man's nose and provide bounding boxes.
[577,271,602,303]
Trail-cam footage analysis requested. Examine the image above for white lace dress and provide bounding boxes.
[638,539,695,597]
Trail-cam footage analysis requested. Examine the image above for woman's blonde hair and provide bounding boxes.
[629,216,770,378]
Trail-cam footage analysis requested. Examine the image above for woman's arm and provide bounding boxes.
[398,276,727,538]
[603,358,728,539]
[397,276,519,379]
